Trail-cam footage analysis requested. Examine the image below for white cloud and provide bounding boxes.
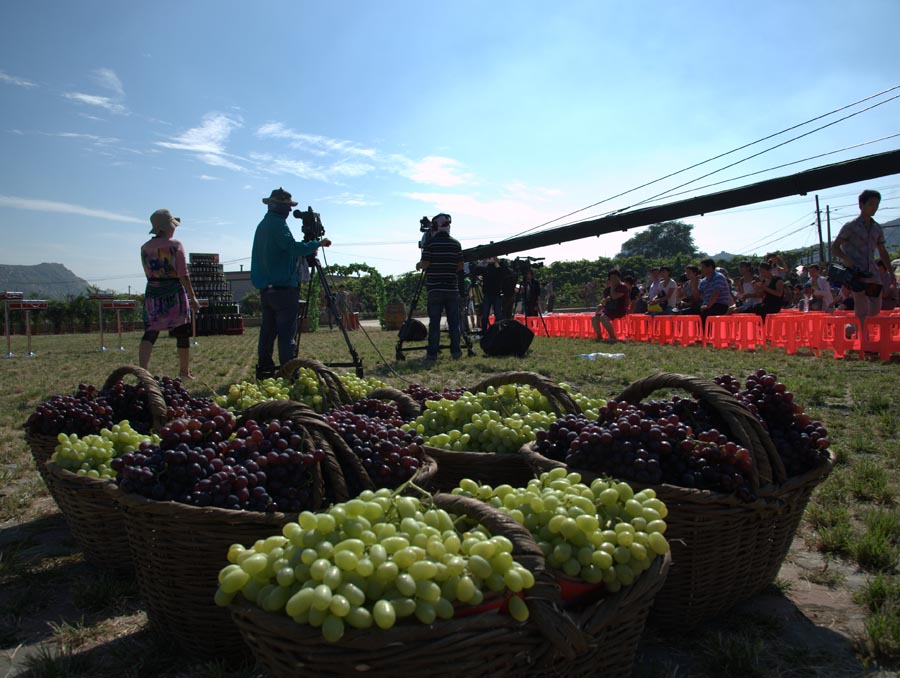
[256,122,375,157]
[198,174,220,181]
[249,152,322,181]
[402,191,551,229]
[321,192,381,207]
[63,92,127,115]
[0,70,36,88]
[156,112,244,170]
[0,195,143,223]
[93,68,124,97]
[41,131,120,144]
[403,156,474,187]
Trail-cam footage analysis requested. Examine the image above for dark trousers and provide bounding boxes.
[481,294,503,332]
[427,290,461,358]
[258,287,300,371]
[699,303,729,327]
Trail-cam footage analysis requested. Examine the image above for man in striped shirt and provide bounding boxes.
[698,258,731,327]
[417,213,464,362]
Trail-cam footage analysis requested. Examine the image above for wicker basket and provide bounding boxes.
[437,371,582,491]
[230,492,671,678]
[277,357,351,412]
[520,372,834,627]
[44,462,131,572]
[26,366,168,506]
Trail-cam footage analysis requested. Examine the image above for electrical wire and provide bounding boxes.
[500,84,900,241]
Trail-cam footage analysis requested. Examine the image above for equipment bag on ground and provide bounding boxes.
[480,319,534,357]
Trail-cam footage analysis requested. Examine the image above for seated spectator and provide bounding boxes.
[834,283,855,311]
[674,266,701,314]
[648,265,679,314]
[732,260,761,313]
[877,259,898,311]
[749,262,785,319]
[806,263,833,311]
[697,259,731,325]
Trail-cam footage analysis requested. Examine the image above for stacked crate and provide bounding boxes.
[188,253,244,335]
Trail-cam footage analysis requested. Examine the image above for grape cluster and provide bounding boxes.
[215,378,292,413]
[402,384,466,407]
[214,491,537,642]
[713,370,831,477]
[535,402,756,501]
[115,417,322,513]
[452,470,669,591]
[25,393,115,436]
[52,421,157,479]
[325,408,427,489]
[347,398,406,426]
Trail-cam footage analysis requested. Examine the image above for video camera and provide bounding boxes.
[292,206,325,242]
[510,256,545,274]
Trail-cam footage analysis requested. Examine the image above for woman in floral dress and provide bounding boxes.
[138,209,200,379]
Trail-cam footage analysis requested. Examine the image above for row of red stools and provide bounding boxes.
[511,310,900,361]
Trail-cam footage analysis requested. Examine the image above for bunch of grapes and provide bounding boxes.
[714,370,831,477]
[215,378,292,413]
[401,384,467,408]
[338,374,388,403]
[325,407,427,489]
[116,416,323,513]
[452,470,669,591]
[214,491,536,642]
[51,421,158,478]
[346,398,406,426]
[25,393,115,437]
[535,402,756,501]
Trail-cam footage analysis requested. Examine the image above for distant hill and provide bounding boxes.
[0,263,92,300]
[882,217,900,250]
[709,251,737,261]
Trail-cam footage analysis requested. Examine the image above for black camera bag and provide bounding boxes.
[479,319,534,357]
[398,318,428,342]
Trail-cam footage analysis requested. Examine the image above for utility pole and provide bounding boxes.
[815,195,825,263]
[826,206,832,264]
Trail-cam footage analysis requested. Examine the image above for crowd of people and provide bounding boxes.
[591,190,896,342]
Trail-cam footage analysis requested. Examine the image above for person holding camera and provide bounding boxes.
[251,187,331,379]
[417,213,463,363]
[522,268,542,316]
[831,189,891,330]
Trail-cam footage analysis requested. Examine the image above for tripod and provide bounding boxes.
[297,253,364,377]
[395,271,477,361]
[520,273,550,337]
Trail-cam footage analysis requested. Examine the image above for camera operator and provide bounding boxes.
[417,213,463,363]
[522,268,541,316]
[476,257,504,332]
[500,260,518,320]
[831,189,891,332]
[251,187,331,379]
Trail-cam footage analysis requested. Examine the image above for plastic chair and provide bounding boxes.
[729,313,765,351]
[819,316,861,359]
[765,314,807,354]
[861,315,900,361]
[671,315,703,346]
[624,314,653,342]
[704,315,734,349]
[651,315,677,345]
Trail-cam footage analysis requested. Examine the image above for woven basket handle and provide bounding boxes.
[615,373,785,488]
[364,387,422,419]
[432,493,589,659]
[470,371,582,417]
[101,365,168,433]
[277,357,351,411]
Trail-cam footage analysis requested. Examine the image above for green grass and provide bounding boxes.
[1,326,898,676]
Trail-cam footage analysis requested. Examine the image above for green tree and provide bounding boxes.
[618,221,698,259]
[240,289,261,316]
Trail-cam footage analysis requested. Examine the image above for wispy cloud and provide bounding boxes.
[0,195,143,223]
[198,174,220,181]
[157,112,244,170]
[40,131,120,144]
[63,92,127,115]
[0,70,37,88]
[93,68,124,97]
[402,191,551,229]
[256,123,375,157]
[402,156,474,187]
[320,192,382,207]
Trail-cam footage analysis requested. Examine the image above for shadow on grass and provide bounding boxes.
[636,588,869,678]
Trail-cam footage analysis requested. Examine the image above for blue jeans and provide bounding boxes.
[427,290,461,358]
[481,294,503,332]
[258,287,300,371]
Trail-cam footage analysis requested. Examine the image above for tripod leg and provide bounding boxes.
[395,271,426,361]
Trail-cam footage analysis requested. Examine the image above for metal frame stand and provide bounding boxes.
[394,271,477,361]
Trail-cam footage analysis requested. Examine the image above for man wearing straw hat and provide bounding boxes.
[251,188,331,380]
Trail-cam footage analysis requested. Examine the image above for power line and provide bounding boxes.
[500,84,900,241]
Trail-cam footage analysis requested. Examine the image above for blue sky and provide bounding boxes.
[1,0,898,295]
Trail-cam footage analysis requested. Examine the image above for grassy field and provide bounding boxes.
[0,325,898,677]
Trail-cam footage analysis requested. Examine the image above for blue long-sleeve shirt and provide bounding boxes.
[250,212,323,289]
